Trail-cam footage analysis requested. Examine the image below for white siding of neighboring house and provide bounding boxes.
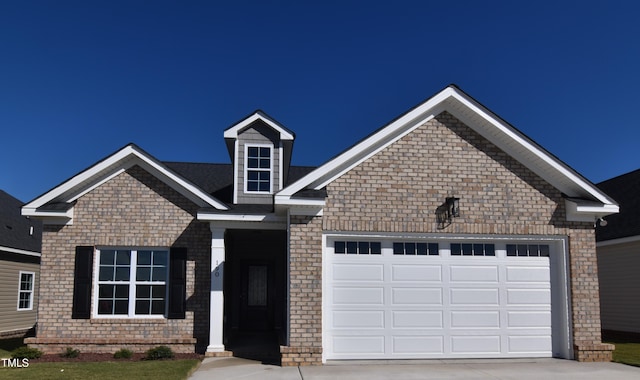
[597,239,640,334]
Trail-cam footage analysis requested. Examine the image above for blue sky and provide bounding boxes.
[1,1,639,202]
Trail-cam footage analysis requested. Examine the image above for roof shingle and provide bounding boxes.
[596,169,640,241]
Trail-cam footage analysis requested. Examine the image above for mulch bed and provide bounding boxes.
[34,353,203,363]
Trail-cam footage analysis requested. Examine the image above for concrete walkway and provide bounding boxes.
[188,357,640,380]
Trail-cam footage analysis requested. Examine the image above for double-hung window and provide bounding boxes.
[245,145,272,193]
[17,271,35,311]
[96,249,168,317]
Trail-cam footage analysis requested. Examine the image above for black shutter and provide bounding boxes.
[72,246,94,319]
[168,247,187,319]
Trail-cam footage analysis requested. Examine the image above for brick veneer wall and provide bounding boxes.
[281,215,323,366]
[26,165,211,354]
[290,111,609,363]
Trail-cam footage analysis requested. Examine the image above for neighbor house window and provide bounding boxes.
[96,249,168,317]
[17,271,35,311]
[245,145,272,192]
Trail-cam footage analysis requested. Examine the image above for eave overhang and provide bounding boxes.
[565,197,620,222]
[274,195,325,216]
[0,245,41,257]
[197,210,287,230]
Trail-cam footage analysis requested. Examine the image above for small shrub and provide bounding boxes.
[10,346,42,359]
[114,348,133,359]
[145,345,174,360]
[61,347,80,358]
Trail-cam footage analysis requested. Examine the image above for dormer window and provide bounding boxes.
[246,145,272,193]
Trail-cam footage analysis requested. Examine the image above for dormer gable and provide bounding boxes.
[223,111,295,205]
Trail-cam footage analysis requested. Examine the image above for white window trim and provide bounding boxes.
[92,248,169,319]
[17,271,35,311]
[244,143,273,194]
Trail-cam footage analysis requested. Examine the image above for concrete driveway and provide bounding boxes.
[188,357,640,380]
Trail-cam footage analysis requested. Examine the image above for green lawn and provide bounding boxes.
[0,338,200,380]
[0,360,200,380]
[610,342,640,367]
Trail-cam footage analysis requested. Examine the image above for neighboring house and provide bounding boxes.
[596,169,640,338]
[0,190,42,338]
[22,85,618,365]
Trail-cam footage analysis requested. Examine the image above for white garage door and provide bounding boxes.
[324,239,553,360]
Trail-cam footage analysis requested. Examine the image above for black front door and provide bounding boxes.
[239,260,274,331]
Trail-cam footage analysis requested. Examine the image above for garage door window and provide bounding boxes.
[393,242,439,255]
[506,244,550,257]
[334,241,381,255]
[450,243,495,256]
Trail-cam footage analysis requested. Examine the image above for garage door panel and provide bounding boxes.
[507,289,550,305]
[393,336,444,354]
[450,288,499,305]
[334,287,384,305]
[450,311,500,328]
[392,287,442,305]
[392,311,443,328]
[334,264,384,281]
[392,265,442,282]
[333,336,385,354]
[451,335,501,354]
[450,266,498,282]
[508,336,552,353]
[506,266,550,282]
[507,311,551,328]
[333,310,385,328]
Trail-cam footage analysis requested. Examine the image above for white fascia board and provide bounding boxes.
[21,207,73,219]
[446,88,616,205]
[22,206,74,225]
[597,235,640,247]
[274,196,325,216]
[197,211,286,223]
[565,198,619,222]
[23,145,228,212]
[0,245,41,257]
[274,195,325,207]
[68,168,127,202]
[223,112,294,140]
[208,220,287,231]
[23,146,139,210]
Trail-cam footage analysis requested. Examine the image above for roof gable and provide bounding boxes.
[23,144,229,224]
[223,110,295,140]
[277,85,618,221]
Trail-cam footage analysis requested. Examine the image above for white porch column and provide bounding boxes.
[206,226,226,353]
